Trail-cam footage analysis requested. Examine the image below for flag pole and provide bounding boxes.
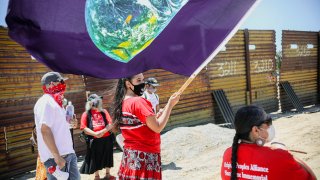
[177,0,261,94]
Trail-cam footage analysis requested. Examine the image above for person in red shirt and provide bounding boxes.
[79,94,115,180]
[221,105,316,180]
[113,73,180,180]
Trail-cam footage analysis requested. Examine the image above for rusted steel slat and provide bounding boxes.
[280,81,304,112]
[212,90,235,128]
[0,160,36,179]
[169,109,212,124]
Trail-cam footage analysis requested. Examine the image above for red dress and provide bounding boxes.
[221,143,315,180]
[118,97,161,180]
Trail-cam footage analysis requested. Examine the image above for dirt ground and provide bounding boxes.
[15,108,320,180]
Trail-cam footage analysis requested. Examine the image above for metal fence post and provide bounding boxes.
[244,29,252,105]
[318,31,320,104]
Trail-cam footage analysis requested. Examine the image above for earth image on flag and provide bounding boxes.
[85,0,188,63]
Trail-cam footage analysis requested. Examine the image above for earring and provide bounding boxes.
[256,138,265,146]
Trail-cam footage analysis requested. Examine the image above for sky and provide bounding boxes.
[0,0,319,50]
[240,0,320,50]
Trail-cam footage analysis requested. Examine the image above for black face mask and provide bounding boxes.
[129,81,145,96]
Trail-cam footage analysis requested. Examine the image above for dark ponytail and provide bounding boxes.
[113,78,130,129]
[231,134,239,180]
[230,105,267,180]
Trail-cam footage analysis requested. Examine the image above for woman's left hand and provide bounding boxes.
[156,108,164,118]
[96,130,105,138]
[105,124,114,132]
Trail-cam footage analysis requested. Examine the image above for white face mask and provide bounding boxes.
[266,125,275,142]
[148,87,156,93]
[256,125,275,146]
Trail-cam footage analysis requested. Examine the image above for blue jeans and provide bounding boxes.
[44,153,80,180]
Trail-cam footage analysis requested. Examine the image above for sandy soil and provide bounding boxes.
[16,109,320,179]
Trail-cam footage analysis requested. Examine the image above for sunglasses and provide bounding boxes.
[51,79,65,84]
[57,80,65,84]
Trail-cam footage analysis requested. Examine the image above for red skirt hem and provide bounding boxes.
[118,148,162,180]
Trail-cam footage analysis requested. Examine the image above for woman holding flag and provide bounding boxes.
[113,73,180,180]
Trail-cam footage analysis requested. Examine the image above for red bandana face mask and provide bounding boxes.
[42,83,66,107]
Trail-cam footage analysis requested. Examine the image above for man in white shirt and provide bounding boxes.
[143,77,160,113]
[34,72,80,180]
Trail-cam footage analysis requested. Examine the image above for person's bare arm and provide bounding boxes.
[41,124,66,168]
[146,92,180,133]
[83,124,114,138]
[156,108,163,119]
[83,127,99,137]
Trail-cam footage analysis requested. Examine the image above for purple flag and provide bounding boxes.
[6,0,257,79]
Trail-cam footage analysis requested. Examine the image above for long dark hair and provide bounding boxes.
[231,132,250,179]
[113,77,132,129]
[231,105,266,180]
